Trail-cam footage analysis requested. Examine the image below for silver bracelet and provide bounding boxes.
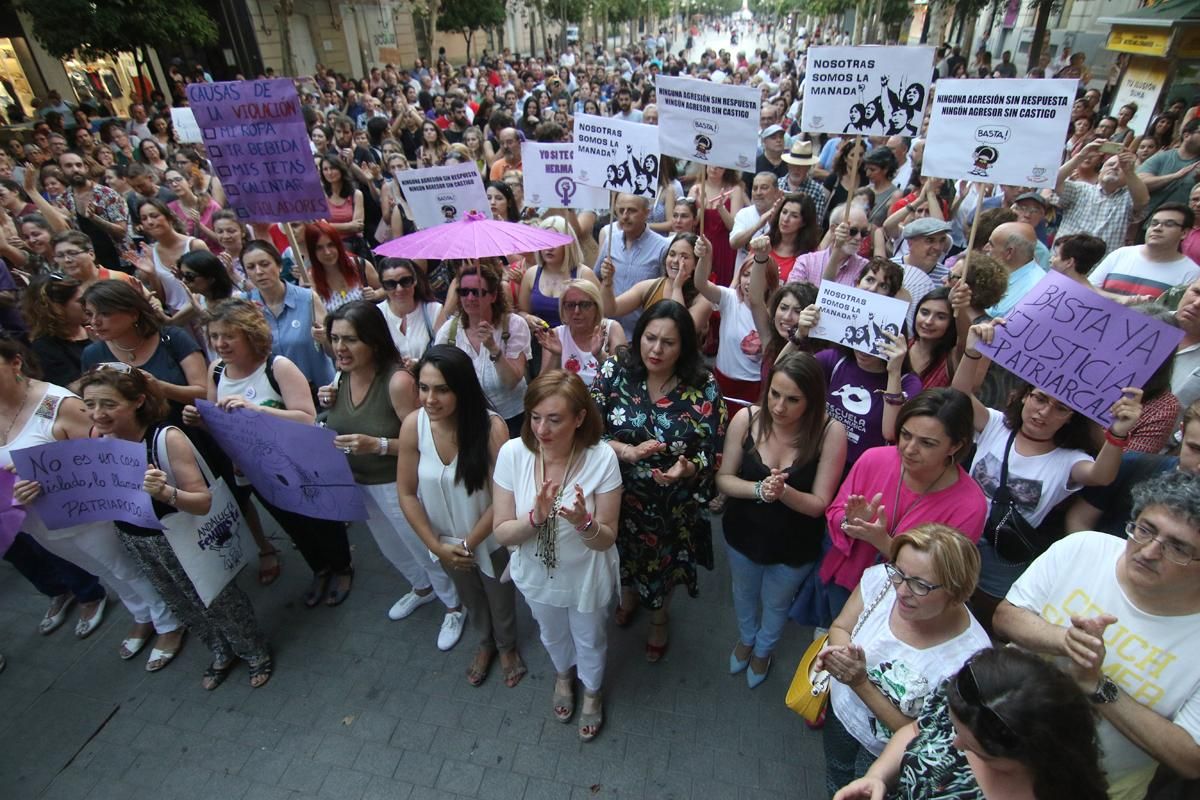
[579,519,601,541]
[378,436,388,455]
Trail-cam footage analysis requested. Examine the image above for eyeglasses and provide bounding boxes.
[1148,219,1184,229]
[955,659,1019,749]
[1125,521,1198,565]
[382,276,416,290]
[845,226,868,237]
[456,287,491,298]
[1026,390,1072,415]
[166,176,186,184]
[563,300,596,312]
[54,250,88,260]
[883,562,943,596]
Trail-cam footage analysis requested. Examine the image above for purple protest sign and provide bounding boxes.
[977,270,1184,426]
[185,79,329,224]
[0,469,25,555]
[195,400,367,521]
[10,438,163,531]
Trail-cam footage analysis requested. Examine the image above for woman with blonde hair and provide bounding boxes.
[493,370,623,741]
[535,279,625,384]
[816,523,992,794]
[518,215,598,329]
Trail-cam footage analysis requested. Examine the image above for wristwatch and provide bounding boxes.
[1090,675,1119,705]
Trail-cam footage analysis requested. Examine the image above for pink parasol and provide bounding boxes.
[373,211,573,260]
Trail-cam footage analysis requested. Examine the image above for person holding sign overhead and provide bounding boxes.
[953,319,1144,631]
[77,367,273,690]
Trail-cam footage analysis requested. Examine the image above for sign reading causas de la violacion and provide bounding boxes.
[654,75,760,171]
[809,282,909,359]
[393,162,492,230]
[921,78,1076,188]
[801,45,935,136]
[977,271,1183,427]
[10,437,163,530]
[574,115,660,198]
[520,143,610,209]
[185,79,329,224]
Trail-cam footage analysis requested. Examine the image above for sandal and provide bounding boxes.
[258,548,282,586]
[324,567,355,607]
[553,671,575,723]
[501,651,527,688]
[303,570,331,608]
[146,630,186,673]
[579,690,603,742]
[201,657,237,691]
[613,603,637,628]
[646,619,669,663]
[466,647,496,687]
[40,594,75,635]
[248,655,274,689]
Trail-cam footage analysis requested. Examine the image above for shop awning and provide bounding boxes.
[1099,0,1200,56]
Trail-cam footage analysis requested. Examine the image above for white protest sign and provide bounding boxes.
[521,143,610,209]
[1111,57,1168,138]
[171,107,204,143]
[801,45,935,136]
[922,78,1076,188]
[655,75,760,171]
[574,115,660,198]
[394,163,491,230]
[810,282,908,358]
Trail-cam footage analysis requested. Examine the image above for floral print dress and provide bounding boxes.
[590,356,728,609]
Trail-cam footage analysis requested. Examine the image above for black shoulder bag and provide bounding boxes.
[983,428,1057,564]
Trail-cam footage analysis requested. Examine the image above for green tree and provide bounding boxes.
[16,0,217,60]
[1025,0,1063,71]
[437,0,507,60]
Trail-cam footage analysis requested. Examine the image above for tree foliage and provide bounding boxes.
[15,0,218,60]
[438,0,506,58]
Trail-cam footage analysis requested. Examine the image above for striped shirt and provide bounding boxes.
[1087,246,1200,299]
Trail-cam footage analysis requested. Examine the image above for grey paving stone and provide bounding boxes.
[435,758,485,795]
[241,784,298,800]
[395,748,445,787]
[362,774,415,800]
[511,742,560,779]
[388,719,438,752]
[277,759,331,793]
[312,733,363,767]
[205,770,254,800]
[476,767,529,800]
[318,765,373,799]
[239,748,293,785]
[352,741,403,778]
[522,776,576,800]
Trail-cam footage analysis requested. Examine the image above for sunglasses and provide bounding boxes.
[563,300,596,311]
[382,276,416,290]
[180,272,199,282]
[955,659,1019,749]
[456,287,491,298]
[846,226,868,237]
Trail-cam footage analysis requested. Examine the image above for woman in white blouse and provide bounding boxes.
[435,260,531,437]
[378,258,445,368]
[493,371,623,742]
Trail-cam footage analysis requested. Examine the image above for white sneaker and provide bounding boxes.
[437,609,467,651]
[388,590,436,621]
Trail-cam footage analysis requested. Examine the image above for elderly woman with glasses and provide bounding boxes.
[816,523,993,795]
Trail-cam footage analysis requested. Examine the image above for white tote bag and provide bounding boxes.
[154,427,249,606]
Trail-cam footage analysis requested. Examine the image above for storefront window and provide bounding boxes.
[0,37,35,124]
[62,51,141,117]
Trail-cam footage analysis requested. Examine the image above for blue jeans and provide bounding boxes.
[726,543,814,659]
[824,581,853,623]
[3,531,106,603]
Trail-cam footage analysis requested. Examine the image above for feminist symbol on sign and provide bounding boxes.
[554,176,576,205]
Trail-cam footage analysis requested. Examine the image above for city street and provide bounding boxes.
[0,518,826,799]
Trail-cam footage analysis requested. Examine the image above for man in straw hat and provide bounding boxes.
[778,139,829,223]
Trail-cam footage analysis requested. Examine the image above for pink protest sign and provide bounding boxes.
[10,438,163,530]
[977,270,1183,426]
[185,79,329,224]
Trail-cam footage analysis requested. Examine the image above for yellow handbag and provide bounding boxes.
[785,633,832,723]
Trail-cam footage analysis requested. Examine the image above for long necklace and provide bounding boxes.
[889,464,951,535]
[533,441,577,571]
[0,380,32,445]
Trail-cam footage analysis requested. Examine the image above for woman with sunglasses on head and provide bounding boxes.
[377,258,445,367]
[3,338,181,665]
[75,367,273,689]
[535,279,626,385]
[816,523,993,796]
[834,647,1108,800]
[717,353,847,688]
[953,320,1143,632]
[164,168,223,254]
[435,260,531,437]
[397,345,523,679]
[600,232,714,341]
[182,298,351,606]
